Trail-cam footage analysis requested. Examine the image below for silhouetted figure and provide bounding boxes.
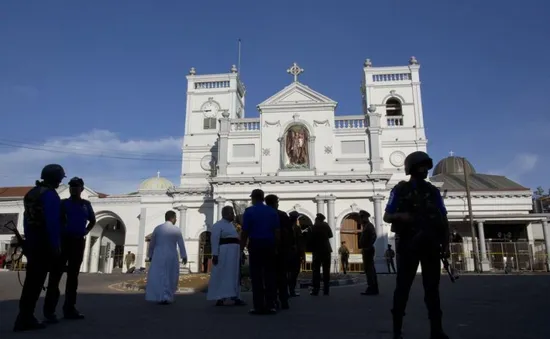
[359,210,379,295]
[338,241,350,274]
[310,213,333,296]
[385,244,396,273]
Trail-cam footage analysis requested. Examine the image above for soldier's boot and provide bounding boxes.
[392,313,404,339]
[429,318,449,339]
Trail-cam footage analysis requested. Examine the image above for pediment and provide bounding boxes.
[258,82,337,108]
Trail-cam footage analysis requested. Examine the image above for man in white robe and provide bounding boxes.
[207,206,245,306]
[145,210,187,305]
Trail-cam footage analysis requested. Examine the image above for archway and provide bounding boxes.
[87,211,126,274]
[340,213,361,255]
[198,231,212,273]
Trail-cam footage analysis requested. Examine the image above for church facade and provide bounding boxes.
[1,58,548,274]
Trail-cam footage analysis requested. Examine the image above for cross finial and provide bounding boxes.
[449,151,454,157]
[287,62,304,82]
[157,170,160,178]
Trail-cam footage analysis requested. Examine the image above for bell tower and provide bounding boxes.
[180,65,246,189]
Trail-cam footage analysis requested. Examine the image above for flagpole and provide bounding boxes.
[237,38,242,76]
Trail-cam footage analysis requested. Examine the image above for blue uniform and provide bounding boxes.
[61,198,95,237]
[23,189,62,249]
[242,203,280,243]
[385,181,447,215]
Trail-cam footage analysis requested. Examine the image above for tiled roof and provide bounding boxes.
[0,187,33,198]
[430,173,529,192]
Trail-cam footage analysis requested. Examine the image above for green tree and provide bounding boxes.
[535,186,545,197]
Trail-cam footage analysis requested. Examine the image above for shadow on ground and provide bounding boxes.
[0,273,549,339]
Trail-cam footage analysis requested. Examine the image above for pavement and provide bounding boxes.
[0,271,549,339]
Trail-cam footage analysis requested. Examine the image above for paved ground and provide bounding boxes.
[0,271,549,339]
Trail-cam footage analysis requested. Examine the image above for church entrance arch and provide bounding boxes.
[198,231,212,273]
[340,213,361,255]
[88,211,126,274]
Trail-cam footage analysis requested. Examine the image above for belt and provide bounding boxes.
[219,238,240,245]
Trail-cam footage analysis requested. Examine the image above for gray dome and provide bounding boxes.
[432,156,476,176]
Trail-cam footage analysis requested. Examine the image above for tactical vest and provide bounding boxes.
[390,181,445,238]
[23,185,54,239]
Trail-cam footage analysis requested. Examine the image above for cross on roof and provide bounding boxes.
[287,62,304,82]
[157,170,160,178]
[449,151,454,157]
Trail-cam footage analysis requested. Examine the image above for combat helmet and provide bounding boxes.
[404,151,433,175]
[68,177,85,187]
[40,164,66,183]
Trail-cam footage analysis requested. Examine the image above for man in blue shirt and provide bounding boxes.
[383,151,450,339]
[44,177,95,323]
[14,164,65,332]
[240,189,280,315]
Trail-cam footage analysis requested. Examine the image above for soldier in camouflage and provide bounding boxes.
[383,151,450,339]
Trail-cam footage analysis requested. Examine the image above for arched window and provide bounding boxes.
[385,98,402,116]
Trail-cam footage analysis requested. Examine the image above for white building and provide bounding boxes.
[1,58,548,274]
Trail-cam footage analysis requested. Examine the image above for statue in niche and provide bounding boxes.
[285,125,309,167]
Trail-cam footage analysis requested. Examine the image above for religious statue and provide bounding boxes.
[285,125,309,166]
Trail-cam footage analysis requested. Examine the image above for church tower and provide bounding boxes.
[362,56,428,182]
[180,65,246,189]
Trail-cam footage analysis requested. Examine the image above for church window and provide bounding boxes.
[385,98,402,116]
[203,118,217,130]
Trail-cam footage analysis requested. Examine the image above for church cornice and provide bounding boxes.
[444,192,532,199]
[210,173,392,185]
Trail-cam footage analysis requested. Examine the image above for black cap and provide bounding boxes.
[68,177,85,187]
[359,210,371,218]
[250,189,264,200]
[315,213,326,221]
[265,194,278,205]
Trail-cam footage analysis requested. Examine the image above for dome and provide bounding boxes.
[139,173,174,191]
[432,156,476,176]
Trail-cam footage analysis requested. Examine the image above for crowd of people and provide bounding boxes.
[12,150,451,339]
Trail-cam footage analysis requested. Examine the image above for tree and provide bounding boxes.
[534,186,545,197]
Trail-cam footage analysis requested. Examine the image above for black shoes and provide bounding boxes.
[64,309,85,319]
[44,314,59,324]
[13,316,46,332]
[361,287,380,295]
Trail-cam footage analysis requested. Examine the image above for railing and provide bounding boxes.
[372,73,411,82]
[195,81,230,89]
[387,116,404,126]
[230,118,260,132]
[334,116,367,129]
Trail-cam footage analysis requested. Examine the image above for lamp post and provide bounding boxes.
[462,157,481,273]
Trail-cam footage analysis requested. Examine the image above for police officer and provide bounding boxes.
[383,151,450,339]
[44,177,95,323]
[240,189,280,315]
[359,210,379,295]
[309,213,333,296]
[14,164,65,332]
[265,194,293,310]
[287,211,304,297]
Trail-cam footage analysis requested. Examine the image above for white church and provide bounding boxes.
[1,57,548,274]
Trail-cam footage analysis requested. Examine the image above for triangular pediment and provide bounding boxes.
[258,82,337,108]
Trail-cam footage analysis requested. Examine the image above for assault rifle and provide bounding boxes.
[441,256,459,283]
[3,220,25,260]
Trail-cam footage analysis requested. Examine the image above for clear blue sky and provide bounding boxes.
[1,0,548,194]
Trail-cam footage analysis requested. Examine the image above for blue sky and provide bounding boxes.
[1,0,548,194]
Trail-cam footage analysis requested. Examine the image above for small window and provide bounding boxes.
[203,118,217,130]
[386,98,402,116]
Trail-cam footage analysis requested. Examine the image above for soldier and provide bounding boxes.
[14,164,65,332]
[309,213,333,296]
[338,241,349,275]
[287,211,305,297]
[383,151,450,339]
[359,210,379,295]
[44,177,95,322]
[265,194,293,309]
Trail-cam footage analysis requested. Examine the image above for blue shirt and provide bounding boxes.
[385,181,447,215]
[62,198,95,237]
[242,202,280,243]
[24,188,62,249]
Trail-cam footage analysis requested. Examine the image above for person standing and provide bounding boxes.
[44,177,96,323]
[384,151,450,339]
[265,194,294,310]
[240,189,280,315]
[338,241,350,274]
[207,206,246,306]
[14,164,65,332]
[125,251,135,272]
[310,213,333,296]
[145,210,187,305]
[359,210,379,295]
[287,211,305,297]
[385,244,397,273]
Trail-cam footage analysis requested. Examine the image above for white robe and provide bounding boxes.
[207,219,241,301]
[145,221,187,303]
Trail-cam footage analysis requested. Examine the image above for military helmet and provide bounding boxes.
[404,151,433,175]
[68,177,85,187]
[40,164,66,182]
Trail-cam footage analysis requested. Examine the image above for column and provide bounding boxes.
[366,105,384,172]
[476,220,490,271]
[372,194,387,271]
[542,219,550,272]
[90,237,101,273]
[218,112,230,175]
[326,195,336,272]
[176,206,188,239]
[308,136,316,169]
[82,234,92,273]
[136,208,147,269]
[216,197,226,221]
[315,195,326,215]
